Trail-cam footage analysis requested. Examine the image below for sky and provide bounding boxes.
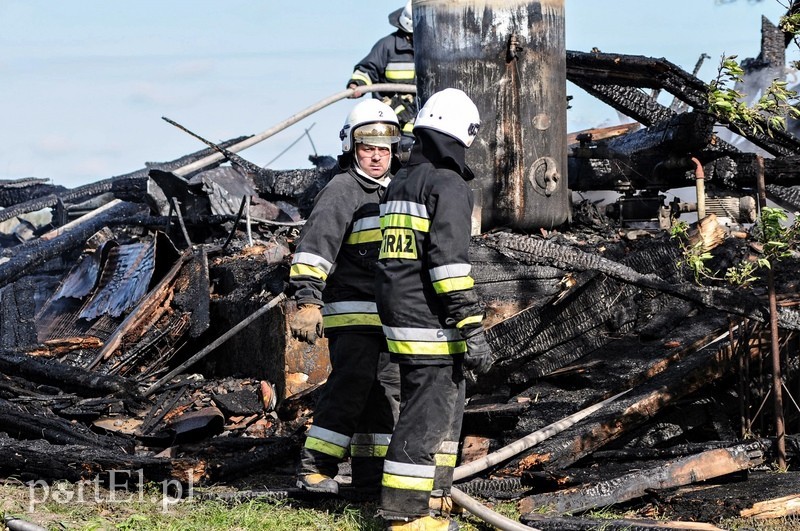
[1,0,797,189]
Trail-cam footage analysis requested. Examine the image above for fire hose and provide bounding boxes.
[449,389,630,531]
[173,83,417,178]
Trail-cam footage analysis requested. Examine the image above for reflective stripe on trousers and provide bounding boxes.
[300,334,399,488]
[379,363,465,520]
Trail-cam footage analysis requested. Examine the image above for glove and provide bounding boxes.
[289,304,324,344]
[388,94,417,127]
[462,327,493,374]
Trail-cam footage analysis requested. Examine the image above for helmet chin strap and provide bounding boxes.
[353,156,390,184]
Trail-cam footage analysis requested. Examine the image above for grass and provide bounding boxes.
[5,480,800,531]
[0,481,497,531]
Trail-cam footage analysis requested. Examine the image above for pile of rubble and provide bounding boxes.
[5,17,800,527]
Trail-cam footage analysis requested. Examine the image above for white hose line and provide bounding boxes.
[448,389,631,531]
[451,486,541,531]
[173,83,417,177]
[454,388,630,482]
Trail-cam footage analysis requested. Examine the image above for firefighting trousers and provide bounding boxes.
[379,362,466,520]
[300,333,399,490]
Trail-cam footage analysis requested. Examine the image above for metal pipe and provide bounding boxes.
[691,157,706,221]
[453,389,629,482]
[450,487,541,531]
[173,84,416,177]
[445,390,630,531]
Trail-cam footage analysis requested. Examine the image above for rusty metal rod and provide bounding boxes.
[755,154,786,468]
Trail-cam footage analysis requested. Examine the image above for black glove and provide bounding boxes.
[462,327,493,374]
[387,94,417,128]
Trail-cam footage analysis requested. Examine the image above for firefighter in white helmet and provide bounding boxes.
[289,98,402,497]
[375,88,491,530]
[347,1,416,152]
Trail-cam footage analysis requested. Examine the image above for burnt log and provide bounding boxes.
[0,201,146,289]
[205,434,301,482]
[518,442,764,516]
[0,349,139,400]
[0,398,134,450]
[506,326,760,473]
[0,138,249,226]
[481,233,800,388]
[0,178,65,208]
[522,514,724,531]
[0,434,203,484]
[566,50,800,157]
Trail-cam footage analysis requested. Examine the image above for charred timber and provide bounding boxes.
[0,435,203,484]
[0,137,248,226]
[0,201,146,289]
[0,178,66,208]
[566,50,800,157]
[518,442,765,516]
[509,334,760,473]
[0,398,134,450]
[415,0,570,230]
[0,350,140,401]
[522,514,724,531]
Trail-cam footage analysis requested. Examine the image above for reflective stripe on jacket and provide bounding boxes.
[375,162,483,364]
[289,169,387,334]
[348,31,415,100]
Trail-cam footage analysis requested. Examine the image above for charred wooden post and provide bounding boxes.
[414,0,570,230]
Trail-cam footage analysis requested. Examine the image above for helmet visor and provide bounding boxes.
[353,122,401,149]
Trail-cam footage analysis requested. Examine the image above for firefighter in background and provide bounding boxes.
[375,88,493,530]
[288,99,402,496]
[347,0,416,154]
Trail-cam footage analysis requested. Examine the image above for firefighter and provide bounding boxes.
[347,1,417,151]
[289,99,402,496]
[375,88,493,530]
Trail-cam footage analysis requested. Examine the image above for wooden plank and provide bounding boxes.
[518,442,764,516]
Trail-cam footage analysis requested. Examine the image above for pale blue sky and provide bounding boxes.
[0,1,794,188]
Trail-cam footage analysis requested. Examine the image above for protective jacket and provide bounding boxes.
[375,131,484,365]
[289,168,386,336]
[348,31,415,99]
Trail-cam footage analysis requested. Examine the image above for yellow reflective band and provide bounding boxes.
[350,444,389,457]
[305,437,348,459]
[402,122,414,133]
[382,473,435,492]
[380,228,417,260]
[290,263,328,281]
[394,104,406,114]
[435,454,458,468]
[387,339,466,356]
[351,71,372,85]
[381,213,430,232]
[323,313,382,328]
[457,315,483,329]
[385,70,415,81]
[346,228,383,245]
[432,276,475,294]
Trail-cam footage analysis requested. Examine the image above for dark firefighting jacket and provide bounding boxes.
[375,131,484,365]
[289,168,387,336]
[348,31,416,134]
[348,31,415,98]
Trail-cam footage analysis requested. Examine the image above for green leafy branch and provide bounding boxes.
[672,207,800,287]
[707,55,800,137]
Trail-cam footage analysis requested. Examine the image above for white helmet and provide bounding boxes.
[339,99,401,153]
[414,88,481,147]
[390,1,413,34]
